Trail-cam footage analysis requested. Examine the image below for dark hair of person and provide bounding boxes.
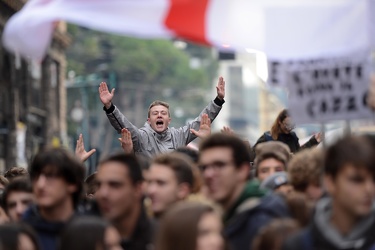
[252,218,300,250]
[28,147,85,207]
[99,153,143,185]
[4,167,29,182]
[282,191,312,227]
[325,135,375,178]
[84,173,97,196]
[175,147,199,164]
[152,152,196,192]
[270,109,289,140]
[59,216,112,250]
[2,178,32,211]
[199,133,251,168]
[0,222,39,250]
[136,155,152,171]
[155,202,217,250]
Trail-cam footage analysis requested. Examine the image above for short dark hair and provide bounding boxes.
[2,178,32,211]
[84,173,97,196]
[199,133,251,168]
[28,147,85,207]
[152,153,195,189]
[175,147,199,164]
[325,135,375,178]
[99,153,143,185]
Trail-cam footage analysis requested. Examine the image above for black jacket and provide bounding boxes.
[251,131,318,161]
[120,207,154,250]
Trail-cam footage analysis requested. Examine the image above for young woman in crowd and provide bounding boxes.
[155,201,225,250]
[59,216,122,250]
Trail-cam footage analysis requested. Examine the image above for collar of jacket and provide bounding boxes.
[144,122,170,140]
[223,179,267,224]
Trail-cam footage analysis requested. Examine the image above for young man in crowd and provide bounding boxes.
[287,148,324,205]
[95,153,153,250]
[283,135,375,250]
[98,77,225,158]
[199,133,290,250]
[146,152,196,219]
[2,178,34,222]
[254,141,291,182]
[24,148,85,250]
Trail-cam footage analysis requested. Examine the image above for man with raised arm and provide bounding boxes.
[99,77,226,158]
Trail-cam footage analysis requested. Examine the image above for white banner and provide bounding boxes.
[287,51,375,123]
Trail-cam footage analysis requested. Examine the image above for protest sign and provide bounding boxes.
[286,51,375,123]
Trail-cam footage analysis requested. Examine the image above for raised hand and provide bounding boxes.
[118,128,134,154]
[99,82,115,109]
[221,126,234,135]
[314,132,324,143]
[216,76,225,100]
[190,113,211,139]
[75,134,96,162]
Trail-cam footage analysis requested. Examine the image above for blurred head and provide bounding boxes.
[260,172,293,195]
[28,148,85,209]
[2,179,34,222]
[0,223,39,250]
[4,167,29,182]
[147,153,195,217]
[254,141,290,182]
[156,202,224,250]
[95,153,143,222]
[147,101,171,133]
[60,216,122,250]
[324,135,375,218]
[288,148,324,204]
[84,173,97,199]
[199,133,251,209]
[271,109,295,138]
[252,219,300,250]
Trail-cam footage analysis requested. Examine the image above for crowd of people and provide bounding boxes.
[0,76,374,250]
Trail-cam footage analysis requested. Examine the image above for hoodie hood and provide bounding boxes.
[314,197,375,249]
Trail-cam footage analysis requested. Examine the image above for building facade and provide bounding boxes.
[0,0,70,171]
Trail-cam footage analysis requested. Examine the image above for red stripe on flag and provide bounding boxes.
[164,0,210,45]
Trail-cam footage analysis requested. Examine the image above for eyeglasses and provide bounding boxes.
[198,160,234,172]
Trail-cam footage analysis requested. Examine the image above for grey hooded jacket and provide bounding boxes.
[104,98,224,158]
[283,197,375,250]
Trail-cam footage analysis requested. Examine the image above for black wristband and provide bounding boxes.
[214,97,225,106]
[103,103,115,114]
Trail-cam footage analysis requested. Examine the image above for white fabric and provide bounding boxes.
[2,0,375,61]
